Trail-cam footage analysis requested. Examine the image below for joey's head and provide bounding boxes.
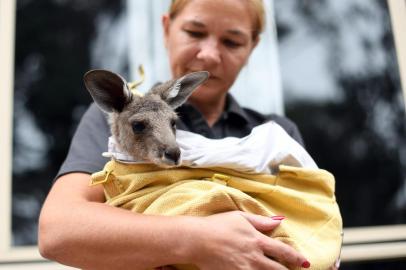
[83,70,209,167]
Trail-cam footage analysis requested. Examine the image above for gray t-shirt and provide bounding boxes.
[56,95,304,179]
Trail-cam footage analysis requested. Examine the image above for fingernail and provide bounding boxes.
[271,215,285,220]
[301,260,311,268]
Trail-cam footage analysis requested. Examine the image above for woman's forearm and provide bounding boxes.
[38,173,196,270]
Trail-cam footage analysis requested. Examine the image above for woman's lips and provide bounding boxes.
[193,71,220,80]
[188,69,218,79]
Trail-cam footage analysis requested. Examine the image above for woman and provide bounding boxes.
[38,0,312,269]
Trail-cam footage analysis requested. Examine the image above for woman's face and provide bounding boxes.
[162,0,259,104]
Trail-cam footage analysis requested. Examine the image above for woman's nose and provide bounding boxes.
[196,38,221,65]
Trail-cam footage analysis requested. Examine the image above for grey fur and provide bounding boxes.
[83,70,209,167]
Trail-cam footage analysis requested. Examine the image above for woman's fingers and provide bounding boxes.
[195,211,310,270]
[237,211,310,269]
[258,234,311,269]
[238,211,284,232]
[256,256,290,270]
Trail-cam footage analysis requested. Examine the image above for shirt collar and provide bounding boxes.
[176,93,250,127]
[225,94,249,125]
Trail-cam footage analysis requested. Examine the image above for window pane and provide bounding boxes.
[12,0,126,246]
[275,0,406,227]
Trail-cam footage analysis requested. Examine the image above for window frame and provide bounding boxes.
[0,0,406,266]
[0,0,17,261]
[388,0,406,103]
[338,0,406,261]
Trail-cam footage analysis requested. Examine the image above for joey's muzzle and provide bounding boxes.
[162,147,181,166]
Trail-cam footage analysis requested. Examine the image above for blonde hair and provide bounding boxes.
[169,0,266,40]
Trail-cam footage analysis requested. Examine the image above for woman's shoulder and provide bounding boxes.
[83,102,108,123]
[55,103,110,180]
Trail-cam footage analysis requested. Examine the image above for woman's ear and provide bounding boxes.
[162,14,171,49]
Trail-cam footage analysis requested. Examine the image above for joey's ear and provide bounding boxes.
[153,71,209,108]
[83,70,132,113]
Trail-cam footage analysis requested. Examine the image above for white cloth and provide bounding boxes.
[103,121,318,174]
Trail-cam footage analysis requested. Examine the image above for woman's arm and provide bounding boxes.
[38,173,309,270]
[39,173,198,269]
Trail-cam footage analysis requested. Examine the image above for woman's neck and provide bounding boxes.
[189,94,227,127]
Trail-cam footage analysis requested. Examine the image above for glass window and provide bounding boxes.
[12,0,127,246]
[275,2,406,267]
[274,0,406,227]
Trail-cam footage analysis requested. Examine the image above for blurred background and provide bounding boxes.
[3,0,406,269]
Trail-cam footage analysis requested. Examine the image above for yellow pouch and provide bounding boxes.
[91,160,342,270]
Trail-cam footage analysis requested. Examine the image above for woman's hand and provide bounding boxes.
[185,211,310,270]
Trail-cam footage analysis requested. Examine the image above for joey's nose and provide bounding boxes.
[164,148,181,164]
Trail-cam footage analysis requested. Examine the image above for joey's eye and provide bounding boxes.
[132,121,146,133]
[171,119,176,130]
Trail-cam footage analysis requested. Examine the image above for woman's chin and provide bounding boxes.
[189,88,227,105]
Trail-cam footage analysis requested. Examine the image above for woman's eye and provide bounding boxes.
[223,39,242,48]
[184,30,205,38]
[132,121,146,133]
